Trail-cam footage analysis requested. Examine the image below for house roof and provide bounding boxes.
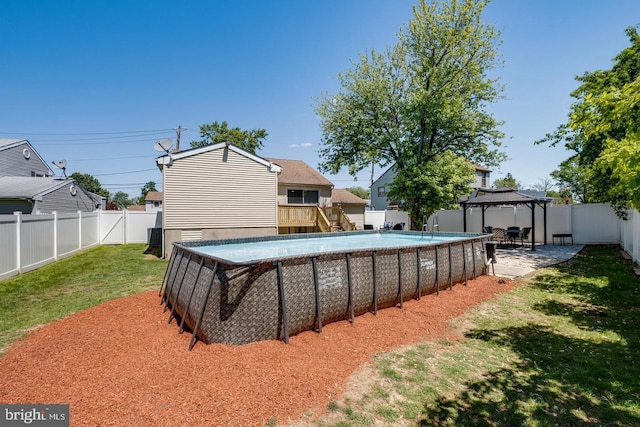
[0,177,73,199]
[472,164,491,172]
[0,138,27,149]
[266,158,333,187]
[461,190,550,207]
[145,191,163,202]
[332,188,367,205]
[127,205,146,211]
[155,142,282,173]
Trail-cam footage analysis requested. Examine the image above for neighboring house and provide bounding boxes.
[331,189,367,229]
[156,142,282,258]
[0,177,99,214]
[370,163,492,211]
[144,191,163,212]
[0,139,54,178]
[127,205,146,212]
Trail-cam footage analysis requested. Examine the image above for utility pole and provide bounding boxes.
[175,125,182,152]
[370,162,375,187]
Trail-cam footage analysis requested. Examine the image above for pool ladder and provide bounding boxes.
[421,213,439,239]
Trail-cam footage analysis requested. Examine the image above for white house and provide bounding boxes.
[144,191,163,212]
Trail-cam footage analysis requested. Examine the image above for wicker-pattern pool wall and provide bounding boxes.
[160,231,490,348]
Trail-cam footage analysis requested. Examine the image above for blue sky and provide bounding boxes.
[2,0,638,199]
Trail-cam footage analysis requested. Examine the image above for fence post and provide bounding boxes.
[98,209,102,245]
[78,211,82,250]
[53,211,58,261]
[124,210,128,244]
[13,211,22,274]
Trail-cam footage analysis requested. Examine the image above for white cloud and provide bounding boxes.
[289,144,299,148]
[301,142,313,147]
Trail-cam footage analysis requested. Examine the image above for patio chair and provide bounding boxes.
[492,227,506,244]
[392,222,405,230]
[483,226,493,234]
[519,227,531,247]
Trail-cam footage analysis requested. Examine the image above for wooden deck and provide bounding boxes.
[278,205,351,233]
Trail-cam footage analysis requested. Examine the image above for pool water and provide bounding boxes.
[193,232,466,263]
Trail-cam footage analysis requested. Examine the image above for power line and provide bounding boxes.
[102,183,155,186]
[0,128,175,136]
[69,155,153,162]
[92,168,158,177]
[33,137,169,146]
[28,132,173,143]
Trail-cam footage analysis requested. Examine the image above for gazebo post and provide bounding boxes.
[462,202,468,232]
[530,202,536,251]
[482,205,489,231]
[543,202,548,245]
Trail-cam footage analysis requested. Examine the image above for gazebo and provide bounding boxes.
[460,189,550,251]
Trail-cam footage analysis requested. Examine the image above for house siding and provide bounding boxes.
[341,204,365,229]
[0,143,53,178]
[145,200,162,212]
[36,183,97,214]
[370,166,396,210]
[163,148,278,230]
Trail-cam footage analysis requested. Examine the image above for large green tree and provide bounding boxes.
[388,151,475,226]
[345,186,370,199]
[316,0,505,226]
[111,191,132,210]
[550,157,593,203]
[69,172,109,198]
[492,172,521,189]
[538,26,640,213]
[190,121,268,154]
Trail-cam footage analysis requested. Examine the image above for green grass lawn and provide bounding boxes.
[0,244,167,354]
[320,245,640,426]
[1,244,638,426]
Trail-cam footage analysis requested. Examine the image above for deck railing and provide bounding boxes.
[324,206,356,232]
[278,205,349,232]
[278,205,317,227]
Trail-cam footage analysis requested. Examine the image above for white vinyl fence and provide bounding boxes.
[2,204,638,281]
[366,203,640,265]
[0,210,162,281]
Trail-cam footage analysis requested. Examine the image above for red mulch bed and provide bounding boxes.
[0,275,516,426]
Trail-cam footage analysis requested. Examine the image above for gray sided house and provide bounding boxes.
[0,177,99,214]
[370,163,492,211]
[156,143,282,258]
[0,139,54,178]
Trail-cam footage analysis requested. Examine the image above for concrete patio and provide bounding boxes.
[490,244,585,279]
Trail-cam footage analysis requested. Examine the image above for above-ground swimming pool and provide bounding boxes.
[160,230,490,349]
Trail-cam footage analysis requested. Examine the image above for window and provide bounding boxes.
[31,171,44,177]
[287,189,319,204]
[481,172,488,187]
[154,201,160,207]
[377,186,386,197]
